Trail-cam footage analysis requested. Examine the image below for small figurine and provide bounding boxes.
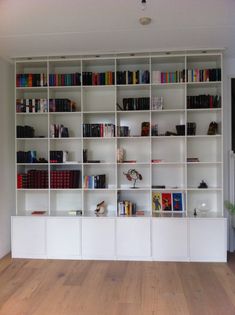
[193,208,197,216]
[198,180,208,189]
[94,201,105,214]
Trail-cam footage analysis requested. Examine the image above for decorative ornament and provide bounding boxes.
[123,169,142,188]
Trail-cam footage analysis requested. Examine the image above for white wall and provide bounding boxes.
[0,58,14,258]
[223,57,235,251]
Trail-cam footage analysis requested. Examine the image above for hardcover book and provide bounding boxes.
[162,193,172,211]
[152,192,162,211]
[172,193,183,211]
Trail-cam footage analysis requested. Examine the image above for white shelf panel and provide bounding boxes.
[49,112,81,115]
[152,136,185,139]
[17,137,49,140]
[187,108,221,112]
[16,112,48,115]
[83,111,115,114]
[16,87,47,91]
[50,137,82,140]
[186,81,221,87]
[17,163,49,166]
[151,109,185,113]
[187,188,223,191]
[151,83,185,87]
[187,135,221,138]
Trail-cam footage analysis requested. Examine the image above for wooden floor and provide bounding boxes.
[1,255,235,315]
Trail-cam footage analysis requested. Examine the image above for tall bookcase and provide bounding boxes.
[12,51,227,262]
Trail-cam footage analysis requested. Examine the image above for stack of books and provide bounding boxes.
[118,201,137,216]
[16,98,48,113]
[49,73,81,86]
[49,99,76,112]
[83,124,115,137]
[17,125,35,138]
[17,170,48,189]
[187,95,221,109]
[16,73,47,87]
[82,71,114,85]
[116,70,150,84]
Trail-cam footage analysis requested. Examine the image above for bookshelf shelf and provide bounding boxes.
[14,52,223,217]
[12,51,226,262]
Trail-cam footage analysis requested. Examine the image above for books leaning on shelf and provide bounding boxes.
[83,175,106,189]
[16,98,48,113]
[118,200,137,216]
[152,192,184,212]
[49,99,76,112]
[16,73,47,87]
[116,70,150,85]
[121,97,150,111]
[18,170,48,189]
[50,124,69,138]
[82,71,114,85]
[187,95,221,109]
[83,124,115,137]
[50,151,68,163]
[187,68,221,82]
[17,125,35,138]
[49,73,81,86]
[152,70,186,84]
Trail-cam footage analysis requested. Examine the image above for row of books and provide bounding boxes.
[17,170,48,189]
[187,95,221,109]
[83,174,106,189]
[50,124,69,138]
[49,99,76,112]
[152,192,184,212]
[17,151,37,163]
[16,73,47,87]
[16,68,221,87]
[118,201,137,216]
[16,98,48,113]
[120,97,150,111]
[152,68,221,83]
[116,70,150,85]
[152,70,186,84]
[82,72,114,85]
[17,125,34,138]
[187,68,221,82]
[50,151,68,163]
[50,170,80,188]
[83,124,115,137]
[49,73,81,86]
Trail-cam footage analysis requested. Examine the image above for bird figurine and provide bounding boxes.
[94,201,105,215]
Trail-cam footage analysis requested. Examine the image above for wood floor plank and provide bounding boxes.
[1,255,235,315]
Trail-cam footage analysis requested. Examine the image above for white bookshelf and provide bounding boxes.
[12,51,226,262]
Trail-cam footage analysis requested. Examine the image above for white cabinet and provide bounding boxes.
[189,218,227,262]
[152,217,188,261]
[11,216,46,258]
[116,217,151,260]
[12,51,226,262]
[82,217,115,259]
[46,217,81,259]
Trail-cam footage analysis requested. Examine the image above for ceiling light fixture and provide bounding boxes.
[141,0,147,11]
[139,0,152,25]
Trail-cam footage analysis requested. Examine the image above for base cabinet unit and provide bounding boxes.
[46,217,81,259]
[116,217,151,260]
[11,216,227,261]
[11,216,46,259]
[152,218,188,261]
[81,217,115,259]
[189,218,227,262]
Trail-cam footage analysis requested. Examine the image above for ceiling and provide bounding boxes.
[0,0,235,60]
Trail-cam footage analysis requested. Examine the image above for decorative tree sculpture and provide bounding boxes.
[123,169,142,188]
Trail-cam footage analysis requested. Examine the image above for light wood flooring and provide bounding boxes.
[0,254,235,315]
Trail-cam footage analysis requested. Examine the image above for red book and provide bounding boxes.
[162,193,172,211]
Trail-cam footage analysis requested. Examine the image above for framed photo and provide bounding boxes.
[172,193,184,211]
[162,193,172,211]
[152,192,162,212]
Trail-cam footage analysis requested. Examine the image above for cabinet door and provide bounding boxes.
[116,218,151,260]
[82,218,115,259]
[11,216,46,258]
[46,217,81,259]
[189,218,227,262]
[152,218,188,261]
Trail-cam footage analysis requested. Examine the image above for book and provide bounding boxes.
[141,122,150,136]
[31,210,46,215]
[152,192,162,211]
[162,193,172,211]
[172,193,183,211]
